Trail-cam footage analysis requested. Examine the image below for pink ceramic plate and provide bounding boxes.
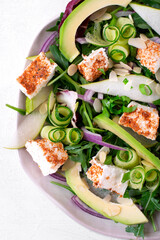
[18,18,160,240]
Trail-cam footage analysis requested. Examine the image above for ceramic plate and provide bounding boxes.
[18,18,160,240]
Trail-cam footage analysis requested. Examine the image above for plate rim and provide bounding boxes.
[17,16,160,240]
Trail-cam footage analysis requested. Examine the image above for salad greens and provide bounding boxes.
[7,0,160,238]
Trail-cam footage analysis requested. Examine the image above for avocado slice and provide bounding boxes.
[94,114,160,170]
[26,86,52,115]
[130,2,160,35]
[65,163,148,225]
[59,0,132,62]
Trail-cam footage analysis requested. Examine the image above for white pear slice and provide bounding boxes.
[26,86,52,114]
[130,3,160,35]
[81,74,160,103]
[5,103,48,149]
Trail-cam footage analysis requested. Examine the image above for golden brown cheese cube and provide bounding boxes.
[136,39,160,74]
[78,48,109,82]
[17,52,57,99]
[119,101,159,140]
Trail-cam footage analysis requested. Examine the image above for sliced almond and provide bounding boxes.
[89,7,107,21]
[117,196,133,206]
[99,151,107,164]
[128,62,134,68]
[114,68,129,76]
[108,58,114,68]
[93,98,102,113]
[155,68,160,83]
[109,70,118,81]
[156,83,160,95]
[140,33,148,42]
[39,101,47,115]
[96,12,112,22]
[105,204,121,217]
[133,66,142,74]
[120,61,132,71]
[128,37,146,49]
[67,64,78,76]
[113,63,122,68]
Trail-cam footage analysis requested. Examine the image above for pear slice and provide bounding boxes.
[81,74,160,103]
[26,86,52,114]
[5,103,48,149]
[130,3,160,35]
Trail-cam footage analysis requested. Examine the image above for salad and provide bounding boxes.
[6,0,160,238]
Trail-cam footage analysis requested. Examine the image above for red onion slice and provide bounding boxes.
[71,195,108,219]
[50,173,66,182]
[115,11,134,17]
[78,94,94,104]
[84,90,95,102]
[98,93,104,100]
[82,127,126,151]
[39,31,58,53]
[76,37,88,44]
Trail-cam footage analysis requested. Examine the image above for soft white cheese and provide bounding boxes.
[87,159,128,196]
[25,139,68,176]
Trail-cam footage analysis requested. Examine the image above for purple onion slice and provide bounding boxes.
[50,172,66,182]
[71,195,108,219]
[82,127,126,151]
[39,31,58,53]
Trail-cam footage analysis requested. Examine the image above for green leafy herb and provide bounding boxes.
[104,155,112,165]
[126,224,144,238]
[153,99,160,105]
[122,105,137,113]
[139,84,152,96]
[123,78,129,85]
[50,45,69,70]
[51,181,75,194]
[6,104,26,115]
[98,68,106,75]
[122,172,130,183]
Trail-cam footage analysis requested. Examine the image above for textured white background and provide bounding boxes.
[0,1,121,240]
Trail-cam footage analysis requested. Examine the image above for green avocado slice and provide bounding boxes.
[94,114,160,170]
[65,163,148,225]
[59,0,132,62]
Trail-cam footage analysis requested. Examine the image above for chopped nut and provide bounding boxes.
[106,204,121,217]
[128,37,146,49]
[120,61,132,71]
[93,98,102,113]
[90,7,107,21]
[109,70,118,81]
[133,66,141,74]
[140,33,148,42]
[99,151,107,164]
[67,64,78,76]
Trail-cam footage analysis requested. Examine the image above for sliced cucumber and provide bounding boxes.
[129,165,145,190]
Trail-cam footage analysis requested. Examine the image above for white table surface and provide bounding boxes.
[0,1,121,240]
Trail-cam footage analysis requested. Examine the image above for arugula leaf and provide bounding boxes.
[126,224,144,238]
[104,155,112,165]
[153,99,160,105]
[6,104,26,115]
[51,181,75,194]
[122,172,130,183]
[50,45,69,70]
